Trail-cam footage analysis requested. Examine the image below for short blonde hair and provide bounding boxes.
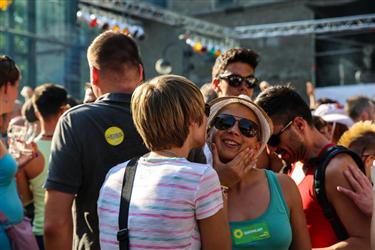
[131,75,205,151]
[338,121,375,155]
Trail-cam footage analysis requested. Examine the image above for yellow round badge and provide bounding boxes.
[105,126,124,146]
[233,229,244,239]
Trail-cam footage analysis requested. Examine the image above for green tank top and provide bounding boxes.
[30,139,51,235]
[230,170,292,250]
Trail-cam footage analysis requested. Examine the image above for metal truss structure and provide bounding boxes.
[235,14,375,39]
[79,0,237,38]
[79,0,375,40]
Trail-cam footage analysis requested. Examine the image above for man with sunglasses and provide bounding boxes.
[256,85,370,249]
[211,48,259,98]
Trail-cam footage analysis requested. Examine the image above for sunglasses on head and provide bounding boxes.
[267,120,293,147]
[219,74,258,89]
[211,114,258,138]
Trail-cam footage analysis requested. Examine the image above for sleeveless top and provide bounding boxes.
[230,170,292,250]
[0,154,24,250]
[30,139,50,235]
[289,144,338,247]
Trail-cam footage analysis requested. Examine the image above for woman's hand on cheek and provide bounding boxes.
[212,143,254,187]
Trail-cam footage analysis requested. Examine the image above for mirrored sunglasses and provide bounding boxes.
[211,114,258,138]
[219,74,258,89]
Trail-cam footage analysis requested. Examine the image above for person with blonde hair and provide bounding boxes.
[98,75,231,250]
[335,121,375,218]
[339,121,375,180]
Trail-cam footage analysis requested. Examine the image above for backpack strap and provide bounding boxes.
[313,145,365,241]
[117,157,140,250]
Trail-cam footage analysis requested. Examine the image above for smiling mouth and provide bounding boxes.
[222,139,240,148]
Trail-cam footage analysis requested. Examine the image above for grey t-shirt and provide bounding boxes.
[45,93,148,250]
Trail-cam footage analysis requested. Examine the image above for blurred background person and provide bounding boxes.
[0,55,25,250]
[28,83,70,249]
[345,95,375,122]
[313,103,353,144]
[200,82,218,103]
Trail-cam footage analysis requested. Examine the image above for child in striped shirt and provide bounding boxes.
[98,75,231,250]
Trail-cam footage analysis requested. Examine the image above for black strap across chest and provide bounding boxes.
[117,157,140,250]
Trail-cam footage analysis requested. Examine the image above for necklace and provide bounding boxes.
[41,134,54,140]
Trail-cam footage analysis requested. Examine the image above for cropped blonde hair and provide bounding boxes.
[338,121,375,155]
[131,74,205,151]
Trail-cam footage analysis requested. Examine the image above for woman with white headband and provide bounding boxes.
[204,95,311,249]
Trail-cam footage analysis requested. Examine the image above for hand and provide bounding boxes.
[337,164,372,217]
[306,81,315,96]
[211,144,256,187]
[15,141,38,168]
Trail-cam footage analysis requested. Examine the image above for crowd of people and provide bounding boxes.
[0,30,374,250]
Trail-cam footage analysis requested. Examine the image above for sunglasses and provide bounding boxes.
[219,74,258,89]
[211,114,258,138]
[267,120,293,147]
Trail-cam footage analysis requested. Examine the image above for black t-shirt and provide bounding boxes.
[45,93,148,250]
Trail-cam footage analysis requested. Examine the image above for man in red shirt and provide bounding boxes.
[256,85,370,249]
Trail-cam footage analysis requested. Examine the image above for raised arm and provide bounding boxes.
[337,164,372,217]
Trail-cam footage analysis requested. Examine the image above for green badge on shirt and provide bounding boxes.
[232,222,271,245]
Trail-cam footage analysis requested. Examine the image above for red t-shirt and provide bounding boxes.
[290,144,339,248]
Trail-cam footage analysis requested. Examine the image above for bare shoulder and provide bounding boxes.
[276,173,300,209]
[276,172,296,188]
[325,153,358,186]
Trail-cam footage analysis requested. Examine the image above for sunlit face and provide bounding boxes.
[268,117,305,165]
[361,152,375,180]
[209,103,260,163]
[216,62,255,98]
[0,79,19,114]
[8,80,19,104]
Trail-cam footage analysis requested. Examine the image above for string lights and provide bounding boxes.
[76,9,145,41]
[179,33,239,57]
[0,0,12,11]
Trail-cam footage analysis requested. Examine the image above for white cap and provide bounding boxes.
[314,103,353,128]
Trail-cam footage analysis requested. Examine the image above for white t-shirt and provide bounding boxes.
[98,156,223,250]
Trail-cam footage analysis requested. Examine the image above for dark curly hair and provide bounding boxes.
[211,48,259,80]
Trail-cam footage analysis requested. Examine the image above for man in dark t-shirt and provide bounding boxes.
[44,31,148,250]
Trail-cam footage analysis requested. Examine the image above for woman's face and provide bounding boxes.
[209,103,260,163]
[0,79,19,115]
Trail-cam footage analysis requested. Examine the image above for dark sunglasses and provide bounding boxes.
[0,55,16,74]
[219,74,258,89]
[267,120,293,147]
[204,103,210,117]
[211,114,258,138]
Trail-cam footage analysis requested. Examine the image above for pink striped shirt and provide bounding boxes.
[98,157,223,250]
